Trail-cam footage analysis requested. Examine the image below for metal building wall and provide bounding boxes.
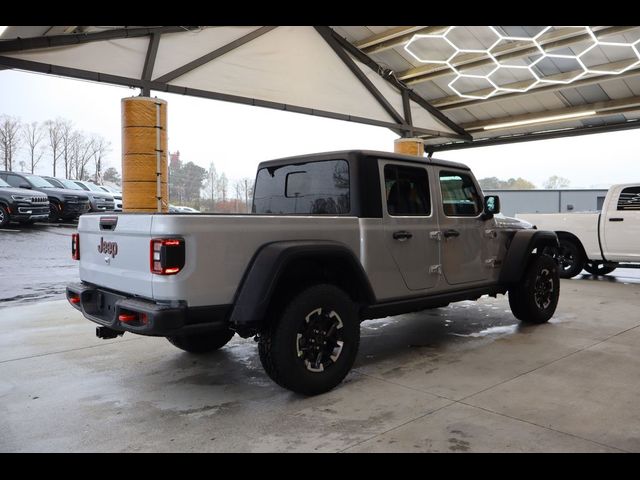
[483,189,609,217]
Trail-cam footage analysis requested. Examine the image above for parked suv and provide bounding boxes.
[44,178,115,213]
[0,171,90,222]
[0,177,49,227]
[97,185,122,211]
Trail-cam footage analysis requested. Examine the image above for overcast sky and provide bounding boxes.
[1,69,638,189]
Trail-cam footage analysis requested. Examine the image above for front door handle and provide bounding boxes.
[609,218,624,222]
[443,229,460,238]
[393,231,413,241]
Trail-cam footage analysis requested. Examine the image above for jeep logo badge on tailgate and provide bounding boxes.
[97,237,118,258]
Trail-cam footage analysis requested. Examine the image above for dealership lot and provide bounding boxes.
[1,259,639,451]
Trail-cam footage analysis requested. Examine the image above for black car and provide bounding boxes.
[0,177,50,227]
[44,177,115,213]
[0,171,91,222]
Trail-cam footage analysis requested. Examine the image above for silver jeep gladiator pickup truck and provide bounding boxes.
[67,150,560,395]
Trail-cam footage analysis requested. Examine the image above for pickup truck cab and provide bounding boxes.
[67,150,560,395]
[518,184,640,278]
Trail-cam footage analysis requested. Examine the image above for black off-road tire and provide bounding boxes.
[555,238,585,278]
[258,284,360,396]
[509,254,560,324]
[167,328,235,353]
[583,261,617,276]
[48,203,61,223]
[0,205,9,228]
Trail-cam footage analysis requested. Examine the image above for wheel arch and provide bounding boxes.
[555,230,588,261]
[228,240,375,337]
[499,230,559,284]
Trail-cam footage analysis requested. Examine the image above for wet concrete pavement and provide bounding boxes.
[0,223,78,306]
[2,275,640,452]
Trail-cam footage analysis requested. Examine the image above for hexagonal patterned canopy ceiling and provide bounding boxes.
[2,26,640,152]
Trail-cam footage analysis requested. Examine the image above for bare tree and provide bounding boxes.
[218,172,228,203]
[233,179,242,212]
[22,121,45,173]
[205,162,218,201]
[45,119,64,177]
[71,132,95,180]
[91,135,111,183]
[60,120,74,178]
[0,115,22,171]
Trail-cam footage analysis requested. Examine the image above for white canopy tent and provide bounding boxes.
[0,26,468,144]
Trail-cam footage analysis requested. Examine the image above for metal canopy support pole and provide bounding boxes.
[154,26,277,84]
[141,32,161,97]
[314,26,406,135]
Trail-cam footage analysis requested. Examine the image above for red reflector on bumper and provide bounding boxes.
[69,296,80,304]
[119,313,138,323]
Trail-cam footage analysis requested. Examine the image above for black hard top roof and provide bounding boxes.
[256,150,470,171]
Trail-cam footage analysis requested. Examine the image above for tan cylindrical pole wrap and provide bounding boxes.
[394,137,425,157]
[121,97,169,212]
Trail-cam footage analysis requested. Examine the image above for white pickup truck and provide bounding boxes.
[67,150,560,395]
[518,184,640,278]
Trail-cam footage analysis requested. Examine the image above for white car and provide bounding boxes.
[98,185,123,212]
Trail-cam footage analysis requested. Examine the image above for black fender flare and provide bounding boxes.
[228,240,375,335]
[499,230,559,284]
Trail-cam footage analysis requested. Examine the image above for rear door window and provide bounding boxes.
[384,164,430,216]
[617,186,640,211]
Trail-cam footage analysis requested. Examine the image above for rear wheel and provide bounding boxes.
[167,328,235,354]
[258,284,359,396]
[583,261,617,276]
[509,254,560,324]
[551,238,585,278]
[0,205,10,227]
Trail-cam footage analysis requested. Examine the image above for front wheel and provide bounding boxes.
[509,254,560,324]
[48,203,61,222]
[583,261,617,276]
[167,328,235,353]
[0,205,9,227]
[258,284,360,396]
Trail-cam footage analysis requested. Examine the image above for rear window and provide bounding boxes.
[253,160,350,214]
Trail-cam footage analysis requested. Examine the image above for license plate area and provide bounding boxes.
[82,289,126,325]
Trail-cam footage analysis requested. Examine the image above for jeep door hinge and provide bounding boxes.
[429,231,442,241]
[429,264,442,274]
[484,229,498,239]
[484,257,502,268]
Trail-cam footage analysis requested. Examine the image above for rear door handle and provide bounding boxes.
[443,229,460,238]
[609,218,624,222]
[393,231,413,241]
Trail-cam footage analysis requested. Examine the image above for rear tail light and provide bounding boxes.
[71,233,80,260]
[150,238,185,275]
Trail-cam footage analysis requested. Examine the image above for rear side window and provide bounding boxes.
[439,171,482,216]
[4,174,25,188]
[384,164,430,216]
[617,186,640,211]
[253,159,350,214]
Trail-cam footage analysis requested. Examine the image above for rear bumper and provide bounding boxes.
[66,282,230,336]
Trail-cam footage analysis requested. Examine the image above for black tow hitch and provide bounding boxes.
[96,326,124,340]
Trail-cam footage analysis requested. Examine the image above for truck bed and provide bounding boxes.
[79,214,363,307]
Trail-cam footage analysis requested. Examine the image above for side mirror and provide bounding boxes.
[482,195,500,219]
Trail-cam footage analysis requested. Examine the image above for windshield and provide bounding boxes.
[24,175,55,188]
[0,178,11,187]
[58,179,84,190]
[44,177,64,188]
[85,182,108,193]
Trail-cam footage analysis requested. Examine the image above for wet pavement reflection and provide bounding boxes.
[0,222,78,307]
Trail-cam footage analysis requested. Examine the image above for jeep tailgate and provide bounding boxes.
[78,214,154,299]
